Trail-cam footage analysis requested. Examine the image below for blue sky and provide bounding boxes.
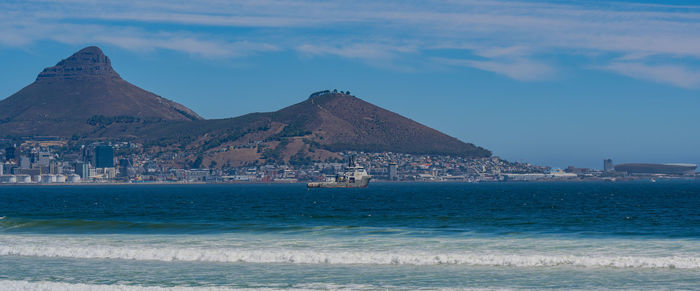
[1,0,699,169]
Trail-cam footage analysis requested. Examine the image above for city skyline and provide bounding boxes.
[2,0,700,169]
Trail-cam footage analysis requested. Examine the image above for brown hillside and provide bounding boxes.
[0,47,490,162]
[0,46,201,136]
[267,92,491,157]
[134,92,491,161]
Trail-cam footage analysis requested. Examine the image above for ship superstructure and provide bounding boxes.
[307,157,371,188]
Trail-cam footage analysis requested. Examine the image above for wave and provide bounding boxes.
[0,217,223,234]
[0,280,385,291]
[0,280,232,291]
[0,244,697,269]
[0,217,425,236]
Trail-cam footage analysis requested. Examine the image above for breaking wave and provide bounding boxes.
[0,244,697,269]
[0,280,383,291]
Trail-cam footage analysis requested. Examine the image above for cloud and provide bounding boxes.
[2,0,700,86]
[96,35,278,58]
[296,43,415,60]
[0,19,277,58]
[600,62,700,89]
[434,57,555,81]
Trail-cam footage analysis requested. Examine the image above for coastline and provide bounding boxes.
[0,177,697,186]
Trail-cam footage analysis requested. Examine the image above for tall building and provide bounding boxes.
[75,162,90,179]
[5,146,18,161]
[20,156,31,169]
[37,150,52,167]
[119,158,134,178]
[95,145,114,168]
[388,162,398,181]
[604,159,614,172]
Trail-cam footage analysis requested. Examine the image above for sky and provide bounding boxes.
[1,0,699,169]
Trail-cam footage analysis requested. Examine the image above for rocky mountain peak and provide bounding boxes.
[36,46,120,81]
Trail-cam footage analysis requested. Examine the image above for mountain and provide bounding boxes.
[0,46,201,136]
[0,46,490,166]
[128,91,490,167]
[268,91,490,157]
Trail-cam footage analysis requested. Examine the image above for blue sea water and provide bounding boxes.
[0,182,698,290]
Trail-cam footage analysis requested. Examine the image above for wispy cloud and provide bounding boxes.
[2,0,700,86]
[0,20,277,58]
[601,62,700,89]
[296,43,415,60]
[434,57,555,81]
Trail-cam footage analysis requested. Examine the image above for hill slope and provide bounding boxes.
[0,46,201,136]
[0,47,490,164]
[267,91,490,157]
[132,91,490,167]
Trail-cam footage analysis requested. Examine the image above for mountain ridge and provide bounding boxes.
[0,46,491,165]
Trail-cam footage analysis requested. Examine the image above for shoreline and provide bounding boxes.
[0,177,697,186]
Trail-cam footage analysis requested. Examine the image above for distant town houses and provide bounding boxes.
[0,138,697,184]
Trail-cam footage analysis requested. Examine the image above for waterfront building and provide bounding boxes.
[604,159,614,172]
[388,162,398,181]
[75,162,90,179]
[95,145,115,168]
[119,158,133,177]
[614,163,697,176]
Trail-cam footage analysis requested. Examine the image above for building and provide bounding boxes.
[187,169,211,182]
[95,167,117,179]
[20,156,31,169]
[95,145,114,168]
[119,158,135,178]
[4,146,18,161]
[37,150,52,167]
[604,159,614,172]
[75,162,90,179]
[388,162,398,181]
[614,163,697,176]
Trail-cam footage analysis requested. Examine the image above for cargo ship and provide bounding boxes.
[307,157,371,188]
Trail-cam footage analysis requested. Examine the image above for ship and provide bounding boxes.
[307,157,371,188]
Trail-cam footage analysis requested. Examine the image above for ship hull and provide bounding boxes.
[307,177,371,188]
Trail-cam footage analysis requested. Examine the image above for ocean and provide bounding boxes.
[0,182,698,290]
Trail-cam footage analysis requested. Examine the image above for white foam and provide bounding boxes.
[0,280,233,291]
[0,244,697,269]
[0,280,382,291]
[0,281,493,291]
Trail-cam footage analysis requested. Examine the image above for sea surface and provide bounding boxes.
[0,182,698,290]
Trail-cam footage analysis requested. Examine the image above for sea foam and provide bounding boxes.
[0,280,385,291]
[0,244,697,269]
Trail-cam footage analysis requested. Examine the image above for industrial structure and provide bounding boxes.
[614,163,697,176]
